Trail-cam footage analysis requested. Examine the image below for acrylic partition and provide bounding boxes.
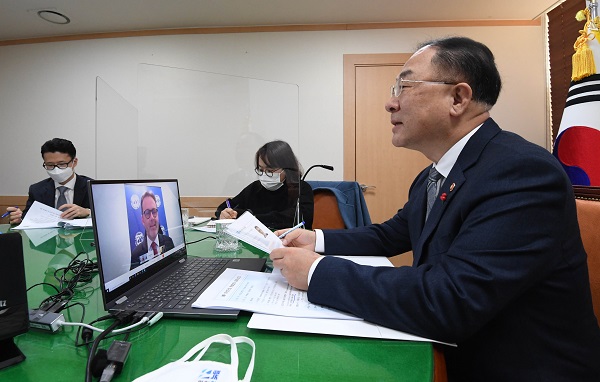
[95,77,139,179]
[96,64,299,197]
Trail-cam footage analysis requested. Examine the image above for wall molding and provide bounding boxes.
[0,19,541,46]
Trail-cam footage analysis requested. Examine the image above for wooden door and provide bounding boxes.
[344,54,430,224]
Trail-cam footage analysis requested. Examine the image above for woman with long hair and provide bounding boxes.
[215,140,314,229]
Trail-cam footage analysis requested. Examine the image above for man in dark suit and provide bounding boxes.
[130,191,174,270]
[271,37,600,381]
[6,138,92,225]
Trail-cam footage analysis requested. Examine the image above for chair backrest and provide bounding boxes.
[307,181,372,228]
[574,186,600,325]
[312,189,345,229]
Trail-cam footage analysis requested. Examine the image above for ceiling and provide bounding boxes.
[1,0,563,42]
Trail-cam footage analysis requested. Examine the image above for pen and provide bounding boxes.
[1,206,18,218]
[278,221,305,239]
[226,199,231,209]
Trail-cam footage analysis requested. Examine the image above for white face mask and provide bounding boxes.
[47,166,73,184]
[259,172,284,191]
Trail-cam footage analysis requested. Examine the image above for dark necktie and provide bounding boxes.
[151,242,158,255]
[56,186,68,210]
[426,167,443,220]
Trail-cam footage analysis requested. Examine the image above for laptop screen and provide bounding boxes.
[89,179,186,304]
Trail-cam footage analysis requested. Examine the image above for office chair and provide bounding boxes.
[574,186,600,325]
[308,181,372,229]
[312,189,345,229]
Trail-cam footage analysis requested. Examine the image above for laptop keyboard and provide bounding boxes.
[125,258,229,311]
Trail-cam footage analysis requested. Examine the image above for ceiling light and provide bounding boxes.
[37,10,70,25]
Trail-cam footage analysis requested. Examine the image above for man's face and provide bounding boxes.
[141,196,159,241]
[384,46,455,159]
[43,152,77,176]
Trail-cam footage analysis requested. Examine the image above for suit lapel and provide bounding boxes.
[73,175,85,206]
[414,171,466,264]
[142,235,149,253]
[42,179,56,208]
[413,168,429,232]
[43,176,85,208]
[412,118,501,265]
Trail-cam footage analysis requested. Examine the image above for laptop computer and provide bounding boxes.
[88,179,266,319]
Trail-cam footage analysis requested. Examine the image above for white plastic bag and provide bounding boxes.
[133,334,255,382]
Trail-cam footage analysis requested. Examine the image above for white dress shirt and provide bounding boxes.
[53,174,77,207]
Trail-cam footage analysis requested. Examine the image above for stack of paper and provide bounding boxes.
[193,255,454,345]
[193,268,358,320]
[12,201,92,230]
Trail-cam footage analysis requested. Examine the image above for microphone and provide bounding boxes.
[295,164,334,225]
[302,165,334,181]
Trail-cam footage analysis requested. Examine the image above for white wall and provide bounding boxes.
[0,25,548,196]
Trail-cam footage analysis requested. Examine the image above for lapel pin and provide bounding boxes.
[440,192,447,202]
[449,183,455,192]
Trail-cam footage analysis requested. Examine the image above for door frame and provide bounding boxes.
[343,53,413,180]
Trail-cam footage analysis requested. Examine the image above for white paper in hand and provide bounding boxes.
[223,211,283,253]
[13,201,91,230]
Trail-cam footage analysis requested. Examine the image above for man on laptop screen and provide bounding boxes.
[131,191,174,269]
[93,181,186,293]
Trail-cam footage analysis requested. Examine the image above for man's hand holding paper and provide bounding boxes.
[223,211,284,253]
[270,226,322,290]
[224,212,323,290]
[270,247,320,291]
[275,227,317,250]
[12,201,92,230]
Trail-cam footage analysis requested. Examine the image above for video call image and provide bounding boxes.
[92,181,185,291]
[125,185,175,269]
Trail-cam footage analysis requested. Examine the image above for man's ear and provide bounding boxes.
[449,83,473,117]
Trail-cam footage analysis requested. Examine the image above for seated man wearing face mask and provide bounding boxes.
[5,138,93,225]
[215,140,314,230]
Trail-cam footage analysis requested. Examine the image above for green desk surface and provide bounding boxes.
[0,224,434,381]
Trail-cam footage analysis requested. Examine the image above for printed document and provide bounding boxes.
[192,268,360,320]
[247,313,455,346]
[223,211,284,253]
[12,201,92,230]
[246,255,456,345]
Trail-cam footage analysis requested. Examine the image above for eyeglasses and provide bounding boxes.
[390,78,458,97]
[43,159,73,170]
[143,208,158,219]
[255,168,282,177]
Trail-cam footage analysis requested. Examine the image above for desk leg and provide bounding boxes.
[433,344,447,382]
